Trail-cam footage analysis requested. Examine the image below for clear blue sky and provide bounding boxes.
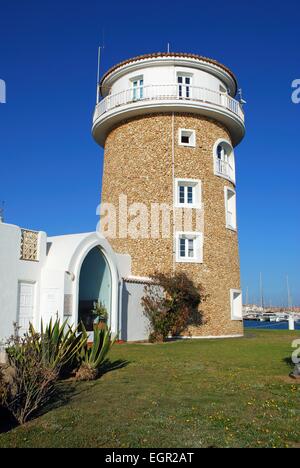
[0,0,299,306]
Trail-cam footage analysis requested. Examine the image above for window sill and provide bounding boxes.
[176,257,203,264]
[175,203,201,209]
[226,225,237,232]
[178,143,196,148]
[20,258,39,263]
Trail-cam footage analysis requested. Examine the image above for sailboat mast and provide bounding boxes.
[260,272,264,310]
[286,275,292,311]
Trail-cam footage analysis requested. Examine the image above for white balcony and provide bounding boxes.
[215,159,235,183]
[92,84,245,148]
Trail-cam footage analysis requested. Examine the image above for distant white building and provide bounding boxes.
[243,304,264,314]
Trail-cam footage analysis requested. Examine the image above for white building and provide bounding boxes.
[0,221,152,343]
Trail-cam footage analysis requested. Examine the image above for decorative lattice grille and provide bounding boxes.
[20,229,39,261]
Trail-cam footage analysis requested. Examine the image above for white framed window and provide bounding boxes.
[178,128,196,147]
[224,187,237,231]
[131,76,144,100]
[175,232,203,263]
[230,289,243,320]
[174,178,201,208]
[213,139,235,183]
[177,73,192,98]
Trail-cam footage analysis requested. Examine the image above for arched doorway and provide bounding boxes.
[78,246,112,331]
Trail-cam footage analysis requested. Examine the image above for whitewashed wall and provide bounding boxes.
[121,280,150,341]
[107,65,228,97]
[0,223,46,342]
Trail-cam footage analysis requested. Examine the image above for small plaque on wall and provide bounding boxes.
[64,294,73,317]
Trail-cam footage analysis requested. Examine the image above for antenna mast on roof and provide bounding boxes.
[96,31,105,105]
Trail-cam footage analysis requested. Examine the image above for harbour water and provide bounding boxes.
[244,320,300,330]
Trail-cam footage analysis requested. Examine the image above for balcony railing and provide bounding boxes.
[94,84,245,123]
[215,159,234,180]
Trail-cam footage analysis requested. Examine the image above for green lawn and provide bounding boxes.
[0,329,299,448]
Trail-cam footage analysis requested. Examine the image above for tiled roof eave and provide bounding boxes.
[100,52,238,92]
[123,276,156,285]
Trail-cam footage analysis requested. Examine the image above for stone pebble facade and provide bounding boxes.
[101,113,243,337]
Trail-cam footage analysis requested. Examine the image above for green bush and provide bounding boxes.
[1,319,115,424]
[28,318,86,375]
[3,332,59,424]
[2,319,87,425]
[142,272,206,342]
[0,366,5,406]
[75,325,115,381]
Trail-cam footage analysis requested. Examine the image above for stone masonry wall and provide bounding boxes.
[101,113,243,337]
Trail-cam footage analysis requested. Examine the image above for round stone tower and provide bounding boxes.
[92,52,246,338]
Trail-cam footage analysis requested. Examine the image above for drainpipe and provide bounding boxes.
[171,112,176,275]
[118,279,123,340]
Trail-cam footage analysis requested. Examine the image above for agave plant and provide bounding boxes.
[29,318,86,373]
[76,325,115,381]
